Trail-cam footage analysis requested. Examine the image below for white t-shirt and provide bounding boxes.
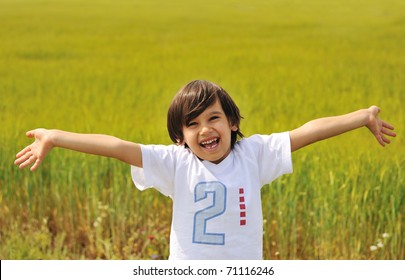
[131,132,292,260]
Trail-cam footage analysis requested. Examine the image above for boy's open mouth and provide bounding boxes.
[200,137,220,149]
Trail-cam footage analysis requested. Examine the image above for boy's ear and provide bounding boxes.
[176,139,185,146]
[231,124,238,132]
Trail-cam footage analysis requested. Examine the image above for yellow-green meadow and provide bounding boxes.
[0,0,403,259]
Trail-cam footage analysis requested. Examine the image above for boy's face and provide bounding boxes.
[181,99,238,164]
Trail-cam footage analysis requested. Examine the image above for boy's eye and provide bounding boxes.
[210,116,219,121]
[187,121,197,127]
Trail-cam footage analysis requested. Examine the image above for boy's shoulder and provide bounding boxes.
[140,142,195,161]
[235,132,290,148]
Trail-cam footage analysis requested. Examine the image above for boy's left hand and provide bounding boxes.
[366,106,396,147]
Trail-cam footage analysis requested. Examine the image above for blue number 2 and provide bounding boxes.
[192,181,227,245]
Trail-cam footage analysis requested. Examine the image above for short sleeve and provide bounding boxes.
[131,144,178,197]
[256,132,293,186]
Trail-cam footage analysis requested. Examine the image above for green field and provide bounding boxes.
[0,0,404,259]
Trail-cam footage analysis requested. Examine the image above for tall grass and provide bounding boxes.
[0,0,404,259]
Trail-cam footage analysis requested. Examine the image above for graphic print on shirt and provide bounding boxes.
[239,187,246,226]
[192,181,227,245]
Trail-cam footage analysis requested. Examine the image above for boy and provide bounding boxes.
[15,80,396,260]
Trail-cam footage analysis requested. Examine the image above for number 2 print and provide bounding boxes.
[192,181,227,245]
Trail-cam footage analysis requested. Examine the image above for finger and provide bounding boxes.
[375,135,385,147]
[16,146,32,158]
[18,154,37,169]
[381,134,391,145]
[381,127,397,137]
[30,158,42,172]
[370,105,381,113]
[382,121,395,131]
[26,130,36,138]
[14,151,33,165]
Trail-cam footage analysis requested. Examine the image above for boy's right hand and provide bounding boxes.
[15,128,55,171]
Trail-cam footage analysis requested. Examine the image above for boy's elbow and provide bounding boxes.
[289,130,305,152]
[117,141,142,167]
[289,123,319,152]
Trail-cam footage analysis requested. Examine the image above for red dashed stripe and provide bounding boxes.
[239,187,246,226]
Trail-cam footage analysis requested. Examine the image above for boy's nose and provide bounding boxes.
[200,124,213,135]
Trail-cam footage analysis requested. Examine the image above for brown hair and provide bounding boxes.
[167,80,243,148]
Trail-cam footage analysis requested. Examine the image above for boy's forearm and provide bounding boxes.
[51,130,119,155]
[289,109,370,152]
[50,130,142,166]
[302,109,369,141]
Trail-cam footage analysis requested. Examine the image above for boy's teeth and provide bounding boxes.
[201,138,219,146]
[202,139,216,145]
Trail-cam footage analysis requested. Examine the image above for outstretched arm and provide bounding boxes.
[14,129,142,171]
[289,105,396,152]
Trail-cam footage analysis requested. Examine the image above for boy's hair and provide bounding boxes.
[167,80,244,148]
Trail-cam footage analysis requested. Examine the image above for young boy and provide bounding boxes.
[15,80,396,260]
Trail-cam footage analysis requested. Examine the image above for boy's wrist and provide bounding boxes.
[365,106,380,127]
[363,108,372,126]
[47,129,60,148]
